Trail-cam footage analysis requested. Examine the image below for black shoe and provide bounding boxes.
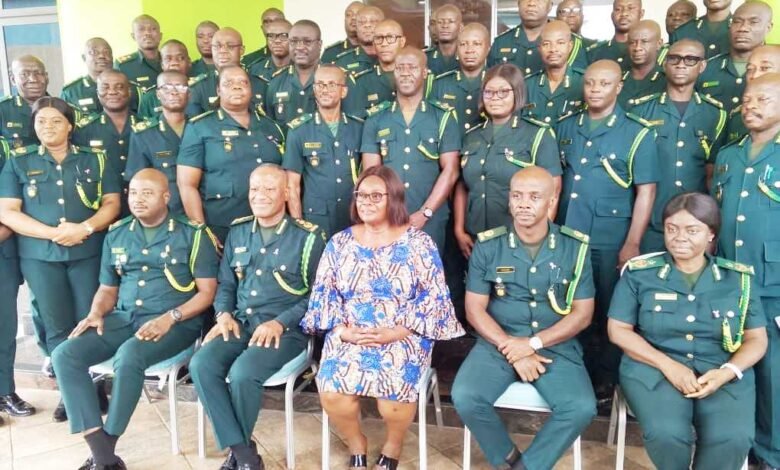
[53,400,67,422]
[42,357,55,378]
[219,450,237,470]
[375,454,398,470]
[0,414,4,426]
[235,455,264,470]
[88,457,126,470]
[349,454,367,469]
[0,392,36,417]
[78,456,93,470]
[96,381,109,414]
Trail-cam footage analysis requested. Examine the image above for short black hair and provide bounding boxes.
[662,192,721,235]
[30,97,76,133]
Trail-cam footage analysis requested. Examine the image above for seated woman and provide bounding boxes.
[608,192,768,470]
[301,166,464,470]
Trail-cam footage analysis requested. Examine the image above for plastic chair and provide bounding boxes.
[196,338,317,469]
[321,367,444,470]
[462,381,582,470]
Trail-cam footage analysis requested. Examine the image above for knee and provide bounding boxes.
[699,427,753,455]
[559,395,597,430]
[227,363,269,390]
[451,379,491,418]
[51,340,81,371]
[112,341,146,373]
[189,350,213,384]
[642,417,693,448]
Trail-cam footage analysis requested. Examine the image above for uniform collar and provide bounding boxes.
[251,215,291,246]
[313,111,348,125]
[577,105,622,137]
[655,253,723,294]
[508,222,559,264]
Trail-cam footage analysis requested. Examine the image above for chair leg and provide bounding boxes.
[462,426,471,470]
[572,436,582,470]
[168,368,179,454]
[142,383,154,404]
[418,392,427,470]
[607,388,618,447]
[616,393,627,470]
[430,372,443,428]
[322,410,330,469]
[197,399,206,459]
[741,458,749,470]
[284,374,296,469]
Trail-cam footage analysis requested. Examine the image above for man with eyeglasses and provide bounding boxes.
[248,19,292,84]
[489,0,588,77]
[115,15,163,92]
[0,55,49,151]
[556,0,596,49]
[665,0,697,37]
[524,20,585,125]
[425,5,463,76]
[125,71,192,214]
[631,39,726,253]
[241,7,285,69]
[265,20,322,128]
[191,21,219,78]
[726,45,780,143]
[670,0,732,60]
[322,2,364,64]
[556,59,658,404]
[334,6,383,76]
[137,40,193,119]
[431,23,490,134]
[283,65,363,238]
[361,47,460,252]
[698,1,774,114]
[587,0,643,71]
[618,20,667,109]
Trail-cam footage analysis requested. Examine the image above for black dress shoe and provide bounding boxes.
[96,381,109,414]
[0,393,36,417]
[53,400,67,422]
[0,414,4,426]
[78,456,93,470]
[235,454,264,470]
[88,457,126,470]
[219,450,237,470]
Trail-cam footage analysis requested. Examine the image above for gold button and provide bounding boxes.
[531,321,539,327]
[685,334,694,341]
[135,299,143,306]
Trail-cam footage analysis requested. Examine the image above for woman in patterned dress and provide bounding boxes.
[301,166,464,470]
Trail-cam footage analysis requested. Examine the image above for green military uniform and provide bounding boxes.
[725,105,747,144]
[0,144,121,355]
[461,114,561,236]
[176,108,285,242]
[52,214,218,435]
[125,116,187,213]
[185,70,268,118]
[321,38,354,64]
[190,58,215,78]
[452,223,597,470]
[360,100,461,250]
[430,68,486,134]
[264,65,317,128]
[488,27,588,76]
[73,111,138,183]
[115,50,162,92]
[618,68,667,109]
[241,46,269,70]
[632,92,727,252]
[0,95,38,151]
[333,46,377,76]
[712,132,780,468]
[670,15,732,60]
[248,57,283,83]
[556,107,658,389]
[609,253,764,470]
[587,39,630,71]
[343,65,436,119]
[698,53,746,113]
[282,111,363,237]
[524,67,585,125]
[136,75,199,120]
[190,215,326,450]
[60,75,143,115]
[425,46,459,76]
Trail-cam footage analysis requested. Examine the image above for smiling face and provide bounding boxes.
[314,66,347,110]
[539,21,573,69]
[355,175,389,225]
[289,24,321,67]
[664,209,713,262]
[33,106,71,148]
[482,76,515,120]
[97,71,131,112]
[747,46,780,82]
[249,167,288,220]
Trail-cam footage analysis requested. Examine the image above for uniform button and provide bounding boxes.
[335,159,341,165]
[251,290,257,296]
[654,305,662,312]
[480,159,485,165]
[686,315,695,323]
[56,165,62,171]
[299,90,305,95]
[480,175,485,181]
[403,164,410,170]
[162,162,170,168]
[255,269,262,276]
[688,294,695,301]
[612,209,618,214]
[118,140,124,145]
[142,249,149,255]
[676,161,683,167]
[256,158,262,163]
[404,182,410,188]
[404,147,411,153]
[737,215,745,222]
[531,321,539,327]
[736,240,743,247]
[280,265,287,271]
[56,180,63,186]
[732,97,739,104]
[580,157,587,164]
[741,190,749,198]
[59,217,66,223]
[547,101,554,107]
[544,117,551,123]
[709,44,716,50]
[585,141,592,147]
[142,266,149,272]
[746,167,754,174]
[727,310,735,318]
[464,123,471,130]
[530,288,537,295]
[138,280,146,287]
[297,108,303,113]
[687,353,694,359]
[465,109,472,115]
[57,198,64,205]
[466,95,473,100]
[216,194,222,199]
[677,141,684,148]
[334,141,340,147]
[679,122,686,128]
[120,156,126,160]
[574,175,581,181]
[481,193,485,198]
[617,57,623,63]
[135,299,143,306]
[736,77,743,85]
[529,301,537,307]
[405,129,411,134]
[571,193,578,199]
[254,144,259,148]
[526,49,532,55]
[336,178,342,183]
[675,181,682,187]
[337,198,342,202]
[530,266,537,273]
[260,248,266,254]
[685,334,694,341]
[246,308,253,314]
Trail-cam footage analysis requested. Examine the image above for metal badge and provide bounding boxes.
[224,138,233,153]
[495,277,506,297]
[310,151,319,167]
[380,139,388,157]
[26,184,37,198]
[277,102,285,115]
[235,262,244,280]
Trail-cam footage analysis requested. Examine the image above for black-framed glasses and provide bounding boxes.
[266,32,289,42]
[666,54,704,66]
[313,81,345,92]
[290,38,320,48]
[558,7,582,16]
[353,191,388,203]
[373,34,403,45]
[159,84,189,94]
[483,88,514,100]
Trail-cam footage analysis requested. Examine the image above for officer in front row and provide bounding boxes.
[452,167,596,470]
[191,164,326,470]
[52,169,218,470]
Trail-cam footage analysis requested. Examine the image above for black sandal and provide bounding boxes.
[375,454,399,470]
[349,454,367,469]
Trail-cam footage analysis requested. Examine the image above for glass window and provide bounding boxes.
[2,0,56,9]
[3,22,63,96]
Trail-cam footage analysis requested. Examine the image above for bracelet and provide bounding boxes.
[214,311,232,321]
[720,362,743,381]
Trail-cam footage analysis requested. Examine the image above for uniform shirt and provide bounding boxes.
[241,46,270,69]
[461,115,561,235]
[190,58,215,78]
[342,65,396,118]
[556,107,659,249]
[670,15,732,60]
[61,75,143,115]
[587,39,630,71]
[489,26,588,76]
[321,38,354,64]
[73,111,138,183]
[333,46,377,76]
[0,95,37,151]
[467,223,594,363]
[0,144,121,261]
[137,75,199,120]
[609,253,765,389]
[618,68,667,109]
[524,67,585,125]
[425,46,459,76]
[248,57,283,83]
[115,50,162,92]
[725,105,747,144]
[264,65,318,127]
[0,141,18,262]
[430,68,485,135]
[217,215,326,332]
[99,214,219,327]
[186,70,268,118]
[176,108,285,230]
[698,53,746,113]
[283,111,363,237]
[632,91,727,233]
[125,116,187,213]
[360,100,461,221]
[712,132,780,297]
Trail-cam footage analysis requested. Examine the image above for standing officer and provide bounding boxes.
[177,65,285,244]
[190,164,326,470]
[115,15,162,92]
[698,1,773,114]
[430,23,490,135]
[524,20,585,125]
[137,40,192,119]
[361,47,460,251]
[0,56,48,151]
[587,0,644,71]
[671,0,732,60]
[126,71,191,214]
[618,20,667,109]
[52,169,218,470]
[633,39,726,253]
[284,65,362,238]
[241,7,285,69]
[187,27,245,117]
[333,6,383,76]
[191,21,218,78]
[726,45,780,143]
[556,59,658,400]
[264,20,322,128]
[665,0,697,37]
[556,0,597,49]
[321,1,363,63]
[425,5,462,76]
[712,73,780,470]
[452,167,596,470]
[247,20,292,85]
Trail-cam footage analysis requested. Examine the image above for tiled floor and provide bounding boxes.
[0,389,655,470]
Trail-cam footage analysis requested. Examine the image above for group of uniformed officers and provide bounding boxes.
[0,0,778,469]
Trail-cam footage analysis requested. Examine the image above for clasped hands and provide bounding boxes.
[338,325,411,347]
[50,222,90,247]
[499,336,552,383]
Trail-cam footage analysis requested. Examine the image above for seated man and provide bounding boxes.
[190,164,326,470]
[452,167,597,470]
[51,169,219,470]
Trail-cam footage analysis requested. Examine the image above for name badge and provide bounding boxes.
[6,122,21,128]
[26,170,43,176]
[111,247,125,254]
[654,292,678,301]
[304,142,322,149]
[347,63,359,69]
[500,48,512,53]
[155,151,172,157]
[78,98,94,105]
[702,81,719,88]
[234,246,247,253]
[496,266,515,273]
[378,128,391,137]
[221,130,240,137]
[443,94,456,100]
[208,96,218,104]
[560,139,573,145]
[89,140,104,147]
[136,76,150,82]
[367,93,379,101]
[275,92,289,99]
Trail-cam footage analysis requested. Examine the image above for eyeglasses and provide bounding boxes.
[159,84,188,93]
[266,32,289,42]
[557,7,582,16]
[665,54,704,66]
[483,88,514,100]
[373,34,403,45]
[212,43,242,52]
[353,191,388,203]
[314,81,345,92]
[395,64,421,74]
[221,78,250,88]
[290,38,319,48]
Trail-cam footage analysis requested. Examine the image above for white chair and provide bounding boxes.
[89,342,198,454]
[462,381,582,470]
[197,338,317,469]
[321,367,444,470]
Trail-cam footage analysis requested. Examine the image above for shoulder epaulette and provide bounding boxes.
[570,66,586,75]
[522,116,550,128]
[632,92,661,106]
[188,110,215,123]
[325,39,344,49]
[496,26,519,38]
[287,113,313,130]
[9,144,38,158]
[559,225,589,243]
[586,40,606,52]
[465,120,487,135]
[230,215,255,226]
[173,214,204,229]
[293,218,319,232]
[131,118,155,133]
[423,46,435,53]
[434,69,457,80]
[701,93,724,109]
[715,257,755,275]
[352,68,372,81]
[366,101,392,117]
[346,113,364,124]
[476,226,507,243]
[271,66,288,78]
[625,112,654,128]
[729,104,742,118]
[62,76,83,89]
[74,145,105,155]
[188,73,208,86]
[335,47,357,60]
[109,215,134,231]
[626,252,666,271]
[0,96,12,104]
[557,108,584,123]
[116,52,135,64]
[430,100,454,112]
[76,113,101,128]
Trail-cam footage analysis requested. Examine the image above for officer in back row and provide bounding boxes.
[247,19,292,85]
[188,28,251,117]
[320,1,363,64]
[670,0,732,60]
[137,39,193,119]
[665,0,697,38]
[618,20,666,109]
[240,7,285,69]
[725,44,780,143]
[587,0,643,71]
[191,20,218,78]
[115,15,162,92]
[0,56,48,151]
[333,6,382,76]
[425,5,462,76]
[556,0,597,49]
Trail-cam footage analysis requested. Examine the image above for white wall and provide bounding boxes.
[283,0,354,48]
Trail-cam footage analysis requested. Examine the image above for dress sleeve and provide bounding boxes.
[300,235,344,333]
[607,272,640,325]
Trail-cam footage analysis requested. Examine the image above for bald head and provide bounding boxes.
[628,20,663,67]
[261,7,285,31]
[356,6,385,45]
[584,60,623,113]
[435,4,463,44]
[458,23,490,71]
[586,59,623,80]
[666,0,697,35]
[461,22,489,40]
[511,166,555,195]
[748,45,780,81]
[540,21,574,68]
[131,14,161,51]
[668,38,705,58]
[11,55,48,102]
[375,19,403,36]
[731,1,773,54]
[132,168,169,191]
[344,1,363,37]
[396,46,426,67]
[509,167,556,228]
[742,72,780,133]
[212,28,244,69]
[251,163,287,183]
[557,0,585,34]
[542,19,572,36]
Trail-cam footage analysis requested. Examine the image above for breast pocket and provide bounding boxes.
[229,251,252,283]
[273,262,307,295]
[154,151,177,178]
[763,241,780,289]
[417,136,440,161]
[639,292,678,337]
[757,172,780,209]
[22,169,50,205]
[485,267,517,298]
[591,197,632,244]
[708,298,743,341]
[302,148,328,170]
[375,133,395,162]
[204,178,234,201]
[502,145,533,168]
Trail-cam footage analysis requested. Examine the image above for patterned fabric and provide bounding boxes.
[301,226,464,402]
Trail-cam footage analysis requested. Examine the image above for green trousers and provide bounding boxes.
[622,370,754,470]
[51,315,201,435]
[0,254,21,395]
[190,323,306,450]
[451,341,596,470]
[755,296,780,467]
[20,256,100,356]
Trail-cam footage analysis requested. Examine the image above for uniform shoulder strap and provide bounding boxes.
[476,226,507,243]
[715,257,755,275]
[287,113,313,130]
[230,215,255,226]
[626,252,667,272]
[188,110,215,123]
[559,225,590,243]
[109,215,134,231]
[366,101,392,117]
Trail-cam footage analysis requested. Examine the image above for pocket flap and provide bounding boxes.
[765,241,780,262]
[229,251,251,268]
[204,179,234,200]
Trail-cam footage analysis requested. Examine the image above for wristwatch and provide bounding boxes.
[422,207,433,219]
[529,336,544,351]
[82,221,94,235]
[168,308,183,323]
